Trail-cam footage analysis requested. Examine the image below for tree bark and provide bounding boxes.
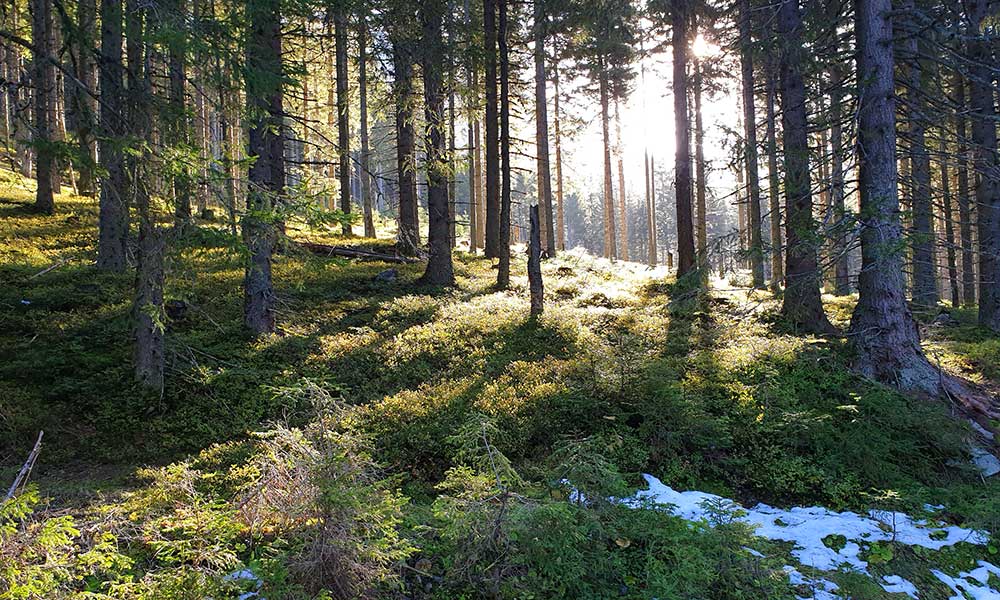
[32,0,55,214]
[335,5,351,235]
[599,65,617,260]
[672,0,695,276]
[766,55,783,289]
[528,204,543,316]
[829,65,850,295]
[738,0,764,287]
[72,0,98,197]
[554,61,565,251]
[169,0,191,227]
[127,0,164,390]
[694,58,707,270]
[96,0,128,270]
[965,0,1000,331]
[496,0,511,288]
[777,0,832,332]
[850,0,947,397]
[645,150,657,266]
[357,19,375,238]
[955,78,975,307]
[393,30,420,255]
[243,0,283,335]
[419,0,454,286]
[902,3,938,308]
[483,0,501,258]
[941,135,960,306]
[615,101,628,261]
[534,2,555,257]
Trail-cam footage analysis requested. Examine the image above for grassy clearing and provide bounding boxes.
[1,173,998,598]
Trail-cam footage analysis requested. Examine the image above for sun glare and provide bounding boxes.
[692,34,720,59]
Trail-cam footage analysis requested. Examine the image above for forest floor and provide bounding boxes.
[2,170,1000,599]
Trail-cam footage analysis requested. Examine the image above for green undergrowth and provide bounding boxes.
[2,175,999,598]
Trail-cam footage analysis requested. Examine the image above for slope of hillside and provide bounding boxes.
[2,175,998,599]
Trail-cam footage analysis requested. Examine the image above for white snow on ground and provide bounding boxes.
[880,574,918,598]
[784,566,840,600]
[621,474,1000,598]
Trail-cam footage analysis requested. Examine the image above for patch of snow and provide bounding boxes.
[931,565,1000,600]
[743,546,765,558]
[629,474,989,574]
[784,566,841,600]
[881,574,918,598]
[224,569,264,600]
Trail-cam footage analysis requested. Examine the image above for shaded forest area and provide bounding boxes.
[2,0,1000,598]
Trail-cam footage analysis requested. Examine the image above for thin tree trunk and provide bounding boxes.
[243,0,283,335]
[941,135,960,306]
[738,0,763,287]
[534,1,555,257]
[359,18,375,238]
[766,45,783,289]
[496,0,511,288]
[127,0,164,390]
[32,0,55,214]
[672,0,695,276]
[96,0,128,270]
[483,0,500,258]
[955,78,975,306]
[650,154,658,264]
[694,58,707,269]
[528,204,543,316]
[645,151,656,266]
[966,0,1000,330]
[72,0,98,196]
[778,0,832,332]
[599,66,617,260]
[393,32,420,255]
[553,61,565,251]
[169,0,191,227]
[419,0,454,285]
[448,88,457,248]
[335,6,351,235]
[903,3,937,308]
[615,100,628,261]
[830,65,850,295]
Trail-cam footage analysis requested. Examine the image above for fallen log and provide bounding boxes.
[297,242,420,264]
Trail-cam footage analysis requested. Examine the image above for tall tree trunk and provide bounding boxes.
[554,61,565,251]
[766,55,783,289]
[829,65,850,295]
[738,0,763,287]
[599,66,617,260]
[359,18,375,238]
[169,0,191,227]
[672,0,695,276]
[32,0,55,214]
[645,151,657,266]
[335,6,351,235]
[127,0,164,390]
[615,101,628,261]
[483,0,500,258]
[966,0,1000,331]
[243,0,284,335]
[850,0,947,398]
[778,0,832,332]
[419,0,454,285]
[448,88,457,248]
[693,58,707,269]
[72,0,98,196]
[466,0,479,253]
[955,78,976,307]
[393,31,420,255]
[650,154,658,263]
[534,1,555,257]
[96,0,128,270]
[528,204,543,316]
[903,3,938,308]
[496,0,512,288]
[941,135,960,306]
